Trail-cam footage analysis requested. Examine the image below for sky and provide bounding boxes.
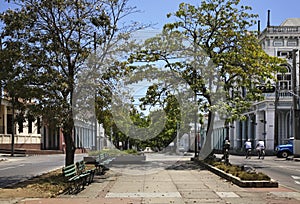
[1,0,300,109]
[1,0,299,31]
[125,0,300,30]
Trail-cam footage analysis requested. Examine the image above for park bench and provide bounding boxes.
[94,153,115,175]
[76,160,96,185]
[62,163,89,194]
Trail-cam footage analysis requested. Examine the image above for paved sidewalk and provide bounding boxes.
[6,161,300,204]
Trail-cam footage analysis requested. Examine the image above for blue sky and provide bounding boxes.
[126,0,300,30]
[1,0,299,30]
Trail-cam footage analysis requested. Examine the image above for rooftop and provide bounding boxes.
[280,18,300,26]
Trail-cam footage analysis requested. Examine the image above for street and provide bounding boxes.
[0,154,86,188]
[228,154,300,191]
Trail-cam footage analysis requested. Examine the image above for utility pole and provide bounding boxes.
[93,32,98,151]
[292,49,300,157]
[194,92,198,157]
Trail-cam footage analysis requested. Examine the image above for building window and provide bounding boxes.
[287,39,298,46]
[277,66,291,90]
[28,120,32,133]
[273,39,284,47]
[16,113,25,133]
[36,117,41,134]
[27,115,35,134]
[277,51,292,58]
[18,121,23,133]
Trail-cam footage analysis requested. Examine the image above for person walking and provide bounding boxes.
[222,137,231,165]
[244,139,252,159]
[256,140,265,159]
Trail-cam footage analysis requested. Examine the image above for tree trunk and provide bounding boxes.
[63,117,75,166]
[199,111,215,160]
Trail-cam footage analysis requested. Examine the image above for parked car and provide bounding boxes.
[275,137,294,158]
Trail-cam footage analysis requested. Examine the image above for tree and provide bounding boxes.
[0,0,143,165]
[129,0,284,158]
[0,38,27,156]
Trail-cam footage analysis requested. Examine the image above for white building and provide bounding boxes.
[230,18,300,153]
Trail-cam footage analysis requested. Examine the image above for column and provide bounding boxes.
[255,112,264,142]
[265,108,275,150]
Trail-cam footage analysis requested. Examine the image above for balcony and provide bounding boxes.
[261,26,300,35]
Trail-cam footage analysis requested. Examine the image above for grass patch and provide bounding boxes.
[88,148,124,156]
[88,148,139,156]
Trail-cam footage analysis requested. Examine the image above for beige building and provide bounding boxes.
[0,97,42,151]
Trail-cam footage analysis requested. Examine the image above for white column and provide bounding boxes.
[265,108,275,150]
[255,112,264,142]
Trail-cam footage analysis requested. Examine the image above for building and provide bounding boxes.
[0,92,106,154]
[0,97,42,151]
[229,17,300,153]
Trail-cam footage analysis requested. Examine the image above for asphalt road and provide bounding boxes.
[227,154,300,191]
[0,154,87,188]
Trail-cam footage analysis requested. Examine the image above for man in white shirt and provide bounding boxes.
[256,140,265,159]
[244,139,252,159]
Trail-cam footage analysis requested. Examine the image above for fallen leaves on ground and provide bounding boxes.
[0,169,68,198]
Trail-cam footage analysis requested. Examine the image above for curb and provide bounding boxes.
[195,160,278,188]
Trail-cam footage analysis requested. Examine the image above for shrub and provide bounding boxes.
[123,149,138,154]
[210,161,270,181]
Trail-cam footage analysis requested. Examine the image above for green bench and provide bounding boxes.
[62,163,89,194]
[76,160,96,185]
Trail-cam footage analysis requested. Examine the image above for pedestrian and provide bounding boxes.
[244,139,252,159]
[256,140,265,159]
[222,137,230,165]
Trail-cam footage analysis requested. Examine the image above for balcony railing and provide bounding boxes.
[261,26,300,35]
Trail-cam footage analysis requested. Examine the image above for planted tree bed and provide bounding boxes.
[195,159,278,188]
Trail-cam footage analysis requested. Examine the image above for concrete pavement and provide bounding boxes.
[6,159,300,204]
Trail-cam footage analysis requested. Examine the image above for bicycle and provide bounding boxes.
[245,148,251,159]
[257,148,265,159]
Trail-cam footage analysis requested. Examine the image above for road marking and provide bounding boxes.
[216,192,240,198]
[0,164,25,171]
[292,176,300,180]
[291,175,300,185]
[106,192,181,198]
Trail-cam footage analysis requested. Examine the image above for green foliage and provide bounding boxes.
[0,0,143,165]
[212,161,270,181]
[129,0,284,153]
[88,148,124,156]
[123,149,138,154]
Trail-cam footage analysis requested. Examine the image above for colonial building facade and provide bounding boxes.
[227,18,300,153]
[0,93,107,153]
[0,97,42,151]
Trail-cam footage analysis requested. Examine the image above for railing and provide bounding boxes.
[0,134,41,144]
[264,91,293,99]
[260,26,300,35]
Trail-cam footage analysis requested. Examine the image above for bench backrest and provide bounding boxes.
[62,164,77,178]
[76,160,86,174]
